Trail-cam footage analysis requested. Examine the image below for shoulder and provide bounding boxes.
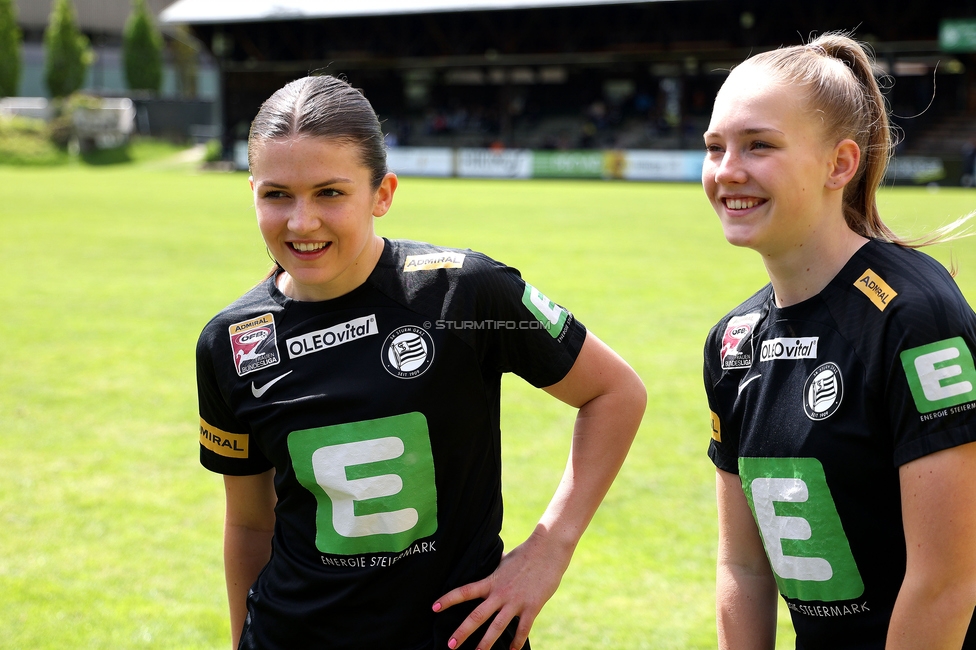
[845,240,972,332]
[386,238,512,279]
[857,240,959,300]
[703,284,772,382]
[378,239,522,305]
[706,284,772,349]
[197,278,279,355]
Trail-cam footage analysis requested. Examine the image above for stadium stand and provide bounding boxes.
[160,0,976,181]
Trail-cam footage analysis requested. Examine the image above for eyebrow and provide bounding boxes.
[257,177,354,188]
[704,127,785,139]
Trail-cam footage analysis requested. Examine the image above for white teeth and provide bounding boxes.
[292,242,328,252]
[725,198,760,210]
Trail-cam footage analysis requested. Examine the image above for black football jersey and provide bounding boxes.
[196,239,586,649]
[705,239,976,649]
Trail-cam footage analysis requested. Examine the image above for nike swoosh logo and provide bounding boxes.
[251,371,293,398]
[738,374,762,395]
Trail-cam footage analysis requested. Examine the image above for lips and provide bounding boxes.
[723,197,765,210]
[289,241,331,253]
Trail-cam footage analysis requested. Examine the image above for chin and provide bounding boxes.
[721,225,760,250]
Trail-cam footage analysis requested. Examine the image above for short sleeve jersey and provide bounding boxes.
[196,239,586,650]
[705,240,976,649]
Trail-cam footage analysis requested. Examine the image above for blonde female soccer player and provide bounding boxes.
[702,33,976,649]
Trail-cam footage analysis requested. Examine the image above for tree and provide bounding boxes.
[0,0,22,97]
[122,0,163,93]
[43,0,93,98]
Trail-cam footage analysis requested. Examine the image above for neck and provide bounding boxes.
[762,227,868,308]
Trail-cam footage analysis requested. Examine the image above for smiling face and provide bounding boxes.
[249,136,397,302]
[702,66,842,258]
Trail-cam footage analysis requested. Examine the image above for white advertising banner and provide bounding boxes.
[457,148,533,178]
[618,150,705,182]
[386,147,454,177]
[234,140,249,170]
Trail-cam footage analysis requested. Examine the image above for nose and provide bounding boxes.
[287,198,322,234]
[711,149,748,186]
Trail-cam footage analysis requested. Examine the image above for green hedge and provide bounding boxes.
[0,114,68,165]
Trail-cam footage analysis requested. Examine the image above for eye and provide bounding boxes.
[318,188,342,197]
[751,140,774,150]
[704,142,724,154]
[260,190,288,199]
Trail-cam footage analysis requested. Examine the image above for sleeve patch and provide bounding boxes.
[854,269,897,311]
[710,410,722,442]
[900,337,976,414]
[200,418,250,458]
[521,283,569,339]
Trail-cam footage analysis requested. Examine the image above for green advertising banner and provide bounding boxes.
[532,150,605,178]
[941,19,976,52]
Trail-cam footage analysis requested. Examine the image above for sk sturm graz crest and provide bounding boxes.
[382,325,434,379]
[721,313,761,370]
[803,362,843,421]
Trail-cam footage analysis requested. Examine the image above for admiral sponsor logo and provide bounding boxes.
[760,337,819,362]
[287,315,378,359]
[200,419,249,459]
[710,410,721,442]
[721,312,761,370]
[403,252,466,272]
[382,325,435,378]
[803,362,843,421]
[228,312,281,376]
[854,269,897,311]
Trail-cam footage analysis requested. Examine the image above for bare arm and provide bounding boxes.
[886,441,976,649]
[715,468,778,650]
[434,331,646,650]
[224,469,276,650]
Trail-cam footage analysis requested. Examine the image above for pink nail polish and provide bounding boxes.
[432,602,441,612]
[448,638,457,649]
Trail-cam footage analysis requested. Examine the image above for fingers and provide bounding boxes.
[433,577,491,613]
[508,612,535,650]
[436,597,536,650]
[434,579,501,650]
[450,603,516,650]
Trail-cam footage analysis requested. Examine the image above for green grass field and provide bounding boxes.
[1,159,974,649]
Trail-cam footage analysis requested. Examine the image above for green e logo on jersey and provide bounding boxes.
[739,457,864,602]
[522,284,568,339]
[900,337,976,413]
[288,412,437,555]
